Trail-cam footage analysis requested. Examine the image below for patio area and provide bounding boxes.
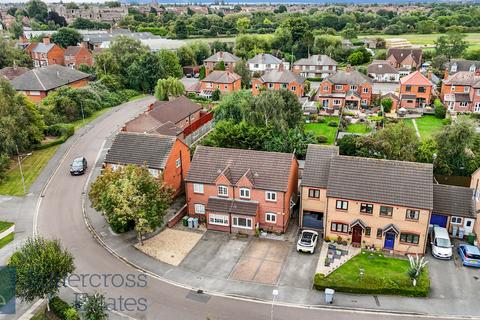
[316,241,361,276]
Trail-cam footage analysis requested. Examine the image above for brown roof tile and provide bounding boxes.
[433,184,476,218]
[207,197,259,216]
[148,96,202,125]
[301,145,339,188]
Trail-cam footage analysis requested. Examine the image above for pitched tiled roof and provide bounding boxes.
[259,69,305,84]
[443,71,480,86]
[454,93,472,102]
[326,69,372,86]
[247,53,282,65]
[11,65,89,91]
[151,121,183,136]
[387,48,422,65]
[31,42,55,54]
[204,51,241,63]
[326,156,434,210]
[302,145,339,188]
[0,66,29,80]
[400,71,432,86]
[294,55,337,66]
[186,146,295,192]
[148,96,202,125]
[207,197,259,216]
[64,46,83,56]
[202,71,241,84]
[104,132,176,170]
[367,60,399,75]
[445,59,480,74]
[433,184,476,218]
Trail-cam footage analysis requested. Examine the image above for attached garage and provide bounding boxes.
[430,213,448,228]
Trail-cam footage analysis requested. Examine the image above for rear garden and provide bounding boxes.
[404,115,445,140]
[305,116,372,145]
[314,251,430,297]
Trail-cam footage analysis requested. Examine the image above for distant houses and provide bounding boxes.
[251,66,305,98]
[292,55,338,79]
[203,51,241,75]
[247,53,289,75]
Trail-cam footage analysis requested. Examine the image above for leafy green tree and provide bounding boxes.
[8,237,75,308]
[156,49,183,79]
[154,77,185,101]
[214,90,252,123]
[336,134,360,156]
[341,28,357,39]
[416,138,437,163]
[25,0,48,22]
[0,80,45,155]
[236,17,251,34]
[234,60,250,89]
[174,19,188,39]
[434,99,447,119]
[81,293,108,320]
[435,32,469,59]
[89,165,174,241]
[274,5,287,13]
[416,20,436,34]
[199,65,206,80]
[214,60,225,71]
[212,88,221,101]
[0,153,10,183]
[46,11,67,27]
[381,98,393,113]
[464,49,480,61]
[177,46,196,66]
[51,27,82,48]
[0,38,32,68]
[188,41,211,65]
[9,21,24,39]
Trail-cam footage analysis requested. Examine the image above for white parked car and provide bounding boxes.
[430,226,453,260]
[297,230,318,254]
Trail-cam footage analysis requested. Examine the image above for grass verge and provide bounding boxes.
[0,233,14,249]
[314,251,430,297]
[0,221,14,233]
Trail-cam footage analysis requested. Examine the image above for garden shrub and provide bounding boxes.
[49,297,80,320]
[434,99,447,119]
[317,116,325,123]
[44,124,75,138]
[442,118,452,125]
[328,121,339,127]
[316,135,328,143]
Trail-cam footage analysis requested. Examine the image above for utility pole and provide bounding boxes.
[15,144,26,194]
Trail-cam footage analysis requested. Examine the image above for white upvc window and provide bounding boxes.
[266,212,276,223]
[335,85,343,90]
[333,99,341,105]
[218,185,228,197]
[451,216,463,224]
[239,188,250,199]
[291,86,296,91]
[29,91,41,96]
[460,101,468,107]
[451,86,456,92]
[232,216,253,229]
[350,85,357,91]
[194,204,205,214]
[265,191,277,202]
[193,183,204,194]
[110,164,122,172]
[363,87,369,93]
[209,214,229,226]
[148,168,159,178]
[176,158,181,168]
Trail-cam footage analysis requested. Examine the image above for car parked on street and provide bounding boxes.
[430,226,453,260]
[458,244,480,267]
[70,157,87,175]
[297,230,318,254]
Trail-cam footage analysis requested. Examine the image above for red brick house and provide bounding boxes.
[399,71,433,109]
[185,146,299,234]
[64,46,93,69]
[26,37,65,68]
[386,48,422,74]
[316,67,373,110]
[251,66,305,98]
[440,71,480,113]
[203,51,241,75]
[104,132,190,197]
[199,71,241,97]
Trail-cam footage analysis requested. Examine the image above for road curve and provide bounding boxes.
[36,97,459,320]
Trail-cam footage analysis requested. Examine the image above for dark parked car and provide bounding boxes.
[70,157,87,175]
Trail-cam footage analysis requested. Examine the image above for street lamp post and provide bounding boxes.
[271,289,278,320]
[15,144,26,194]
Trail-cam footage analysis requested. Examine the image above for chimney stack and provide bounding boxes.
[43,37,50,45]
[345,65,352,72]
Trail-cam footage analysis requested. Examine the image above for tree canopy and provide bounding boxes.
[51,27,83,48]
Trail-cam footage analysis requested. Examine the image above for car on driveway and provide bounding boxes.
[458,244,480,267]
[297,230,318,254]
[70,157,87,175]
[430,226,453,260]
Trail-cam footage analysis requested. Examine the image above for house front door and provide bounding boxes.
[384,232,396,250]
[352,226,362,244]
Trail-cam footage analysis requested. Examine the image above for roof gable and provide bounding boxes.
[400,71,432,86]
[387,48,422,65]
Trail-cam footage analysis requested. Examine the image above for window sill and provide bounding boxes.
[405,218,419,222]
[330,230,349,235]
[400,241,419,246]
[360,212,373,215]
[379,215,393,219]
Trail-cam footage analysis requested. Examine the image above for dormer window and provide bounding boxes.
[469,65,476,72]
[240,188,250,199]
[451,64,457,72]
[218,185,228,197]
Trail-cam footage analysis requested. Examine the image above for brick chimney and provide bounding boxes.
[345,64,352,72]
[219,51,223,59]
[278,62,285,71]
[42,37,50,45]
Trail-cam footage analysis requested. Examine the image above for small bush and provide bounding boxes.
[316,135,328,143]
[442,118,452,125]
[49,297,80,320]
[44,124,75,138]
[317,116,325,123]
[328,121,339,127]
[434,99,447,119]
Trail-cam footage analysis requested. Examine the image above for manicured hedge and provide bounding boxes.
[49,297,80,320]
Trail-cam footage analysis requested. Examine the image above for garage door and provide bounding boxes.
[430,214,448,227]
[303,211,323,229]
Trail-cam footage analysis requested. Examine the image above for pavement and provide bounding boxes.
[1,94,479,320]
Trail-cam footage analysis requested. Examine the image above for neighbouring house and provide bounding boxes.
[316,66,373,110]
[386,48,422,74]
[251,66,305,98]
[104,132,190,197]
[399,71,433,109]
[26,37,65,68]
[185,146,299,235]
[431,184,476,238]
[471,168,480,238]
[379,92,400,112]
[199,71,241,98]
[0,65,29,81]
[440,72,480,113]
[444,59,480,77]
[367,60,400,83]
[292,55,338,79]
[203,51,241,75]
[123,96,212,145]
[10,64,90,103]
[300,144,434,255]
[63,46,93,69]
[247,53,289,75]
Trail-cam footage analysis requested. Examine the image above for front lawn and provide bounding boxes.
[304,117,339,145]
[314,251,430,297]
[0,145,60,196]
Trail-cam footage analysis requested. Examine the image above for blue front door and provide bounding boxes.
[384,232,395,250]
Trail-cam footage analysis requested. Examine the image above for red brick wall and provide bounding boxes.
[163,139,191,197]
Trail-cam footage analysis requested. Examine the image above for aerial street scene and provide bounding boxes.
[0,0,480,319]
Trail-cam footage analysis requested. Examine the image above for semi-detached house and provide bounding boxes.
[185,146,298,235]
[440,72,480,113]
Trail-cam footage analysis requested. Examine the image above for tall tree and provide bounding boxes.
[0,39,32,68]
[25,0,48,22]
[8,237,75,309]
[176,46,196,66]
[174,19,188,39]
[154,77,185,101]
[234,60,251,89]
[89,165,174,242]
[188,41,211,65]
[435,32,469,59]
[51,27,82,48]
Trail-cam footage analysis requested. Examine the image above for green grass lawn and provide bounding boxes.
[305,117,339,145]
[0,145,60,196]
[347,123,372,134]
[0,221,14,233]
[404,115,444,140]
[314,251,430,297]
[0,233,14,249]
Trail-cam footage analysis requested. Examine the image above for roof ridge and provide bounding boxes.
[32,69,46,91]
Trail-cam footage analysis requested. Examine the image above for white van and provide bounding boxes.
[430,226,453,259]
